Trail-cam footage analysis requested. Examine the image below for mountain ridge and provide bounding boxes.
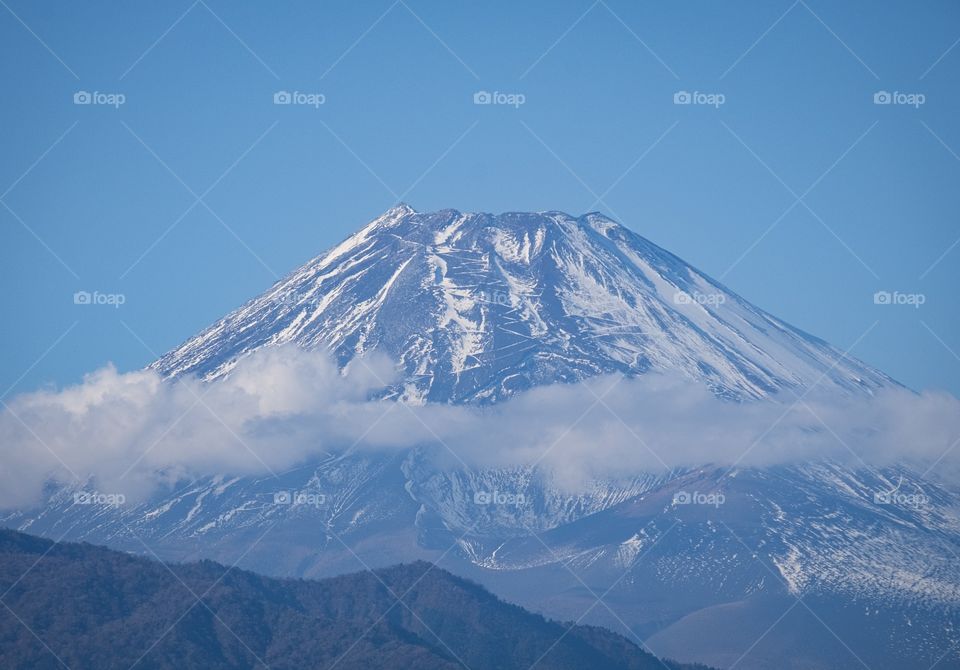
[0,528,710,670]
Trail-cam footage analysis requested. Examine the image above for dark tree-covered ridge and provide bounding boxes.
[0,528,710,670]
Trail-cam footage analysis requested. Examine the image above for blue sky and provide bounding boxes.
[1,0,958,396]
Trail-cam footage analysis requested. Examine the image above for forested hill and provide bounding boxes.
[0,528,710,670]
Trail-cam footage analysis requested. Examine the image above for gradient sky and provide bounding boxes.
[1,0,958,397]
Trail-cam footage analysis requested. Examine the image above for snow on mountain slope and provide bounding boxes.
[151,205,894,402]
[8,455,959,668]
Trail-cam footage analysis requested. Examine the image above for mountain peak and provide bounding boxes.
[384,202,417,216]
[152,207,893,402]
[376,205,621,230]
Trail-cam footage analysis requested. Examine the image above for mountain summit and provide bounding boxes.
[152,205,891,402]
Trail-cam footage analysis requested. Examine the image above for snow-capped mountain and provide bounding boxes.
[6,206,958,669]
[151,204,893,402]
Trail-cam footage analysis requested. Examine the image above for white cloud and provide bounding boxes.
[1,345,958,508]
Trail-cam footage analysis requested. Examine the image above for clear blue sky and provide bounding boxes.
[1,0,958,396]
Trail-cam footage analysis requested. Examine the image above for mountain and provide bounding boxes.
[0,528,710,670]
[4,206,958,669]
[150,204,893,401]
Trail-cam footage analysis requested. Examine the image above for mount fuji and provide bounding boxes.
[6,206,959,670]
[151,203,892,402]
